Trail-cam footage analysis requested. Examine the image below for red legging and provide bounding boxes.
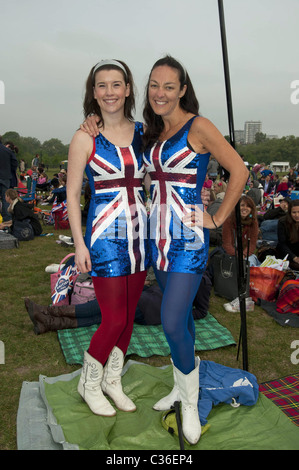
[88,271,147,365]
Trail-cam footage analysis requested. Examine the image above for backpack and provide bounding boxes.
[276,279,299,314]
[11,218,34,241]
[71,273,97,305]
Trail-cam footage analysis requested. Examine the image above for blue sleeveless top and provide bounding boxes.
[84,121,149,277]
[143,116,210,274]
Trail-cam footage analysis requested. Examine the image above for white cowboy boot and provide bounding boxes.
[174,357,201,445]
[77,350,116,416]
[101,346,136,412]
[153,359,180,410]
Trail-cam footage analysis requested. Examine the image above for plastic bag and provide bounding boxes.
[260,255,289,271]
[249,266,286,302]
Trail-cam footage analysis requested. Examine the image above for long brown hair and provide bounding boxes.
[83,60,136,128]
[286,199,299,243]
[142,55,199,150]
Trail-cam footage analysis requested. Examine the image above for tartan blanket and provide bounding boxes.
[259,374,299,427]
[58,312,236,365]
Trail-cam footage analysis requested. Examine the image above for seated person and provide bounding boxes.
[276,176,291,197]
[222,195,259,265]
[219,195,259,312]
[246,180,263,206]
[294,176,299,191]
[24,270,212,334]
[44,177,66,204]
[259,197,290,242]
[260,174,274,196]
[36,169,50,191]
[276,199,299,270]
[17,174,28,195]
[0,189,42,237]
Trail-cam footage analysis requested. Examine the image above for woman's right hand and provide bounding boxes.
[75,244,92,273]
[80,115,100,137]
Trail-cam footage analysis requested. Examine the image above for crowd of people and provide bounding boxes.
[2,56,299,446]
[0,135,71,234]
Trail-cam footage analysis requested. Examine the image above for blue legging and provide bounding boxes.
[154,269,203,375]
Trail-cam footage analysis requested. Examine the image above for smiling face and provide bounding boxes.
[240,200,252,219]
[93,68,130,116]
[148,65,187,118]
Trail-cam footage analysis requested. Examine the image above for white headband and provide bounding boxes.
[93,60,127,77]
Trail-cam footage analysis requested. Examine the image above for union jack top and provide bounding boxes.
[84,121,149,277]
[144,116,211,274]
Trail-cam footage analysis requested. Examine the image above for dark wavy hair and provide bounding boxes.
[286,199,299,243]
[142,55,200,150]
[83,60,136,127]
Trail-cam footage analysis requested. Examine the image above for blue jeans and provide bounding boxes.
[260,219,279,242]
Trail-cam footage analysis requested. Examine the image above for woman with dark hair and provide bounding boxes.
[222,195,259,259]
[277,199,299,270]
[220,195,258,312]
[142,55,248,444]
[67,60,148,417]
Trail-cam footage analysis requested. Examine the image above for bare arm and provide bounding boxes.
[185,117,249,229]
[0,220,12,229]
[67,130,93,273]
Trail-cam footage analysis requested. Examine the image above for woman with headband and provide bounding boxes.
[67,60,149,417]
[82,55,248,444]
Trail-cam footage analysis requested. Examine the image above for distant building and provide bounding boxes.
[244,121,262,144]
[270,162,290,173]
[235,130,245,144]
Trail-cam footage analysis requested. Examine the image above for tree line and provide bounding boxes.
[2,130,299,169]
[1,131,69,168]
[233,133,299,167]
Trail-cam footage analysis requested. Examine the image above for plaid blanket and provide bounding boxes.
[58,312,236,365]
[259,374,299,427]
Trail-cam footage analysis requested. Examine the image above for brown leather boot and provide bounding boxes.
[24,298,77,334]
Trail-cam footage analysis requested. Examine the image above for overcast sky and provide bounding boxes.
[1,0,298,145]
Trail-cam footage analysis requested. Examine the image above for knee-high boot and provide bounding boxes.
[101,346,136,412]
[77,350,116,416]
[173,357,201,445]
[153,359,180,410]
[24,298,78,334]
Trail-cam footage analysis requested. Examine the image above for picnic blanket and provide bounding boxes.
[259,374,299,427]
[17,362,299,450]
[259,299,299,327]
[57,313,236,365]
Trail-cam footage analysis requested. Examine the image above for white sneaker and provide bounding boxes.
[58,235,74,246]
[223,297,254,312]
[45,263,65,273]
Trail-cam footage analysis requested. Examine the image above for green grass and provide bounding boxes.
[0,197,298,449]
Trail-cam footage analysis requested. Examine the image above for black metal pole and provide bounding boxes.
[217,0,249,371]
[174,401,185,450]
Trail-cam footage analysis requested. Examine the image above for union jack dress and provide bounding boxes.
[84,121,149,277]
[144,116,210,274]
